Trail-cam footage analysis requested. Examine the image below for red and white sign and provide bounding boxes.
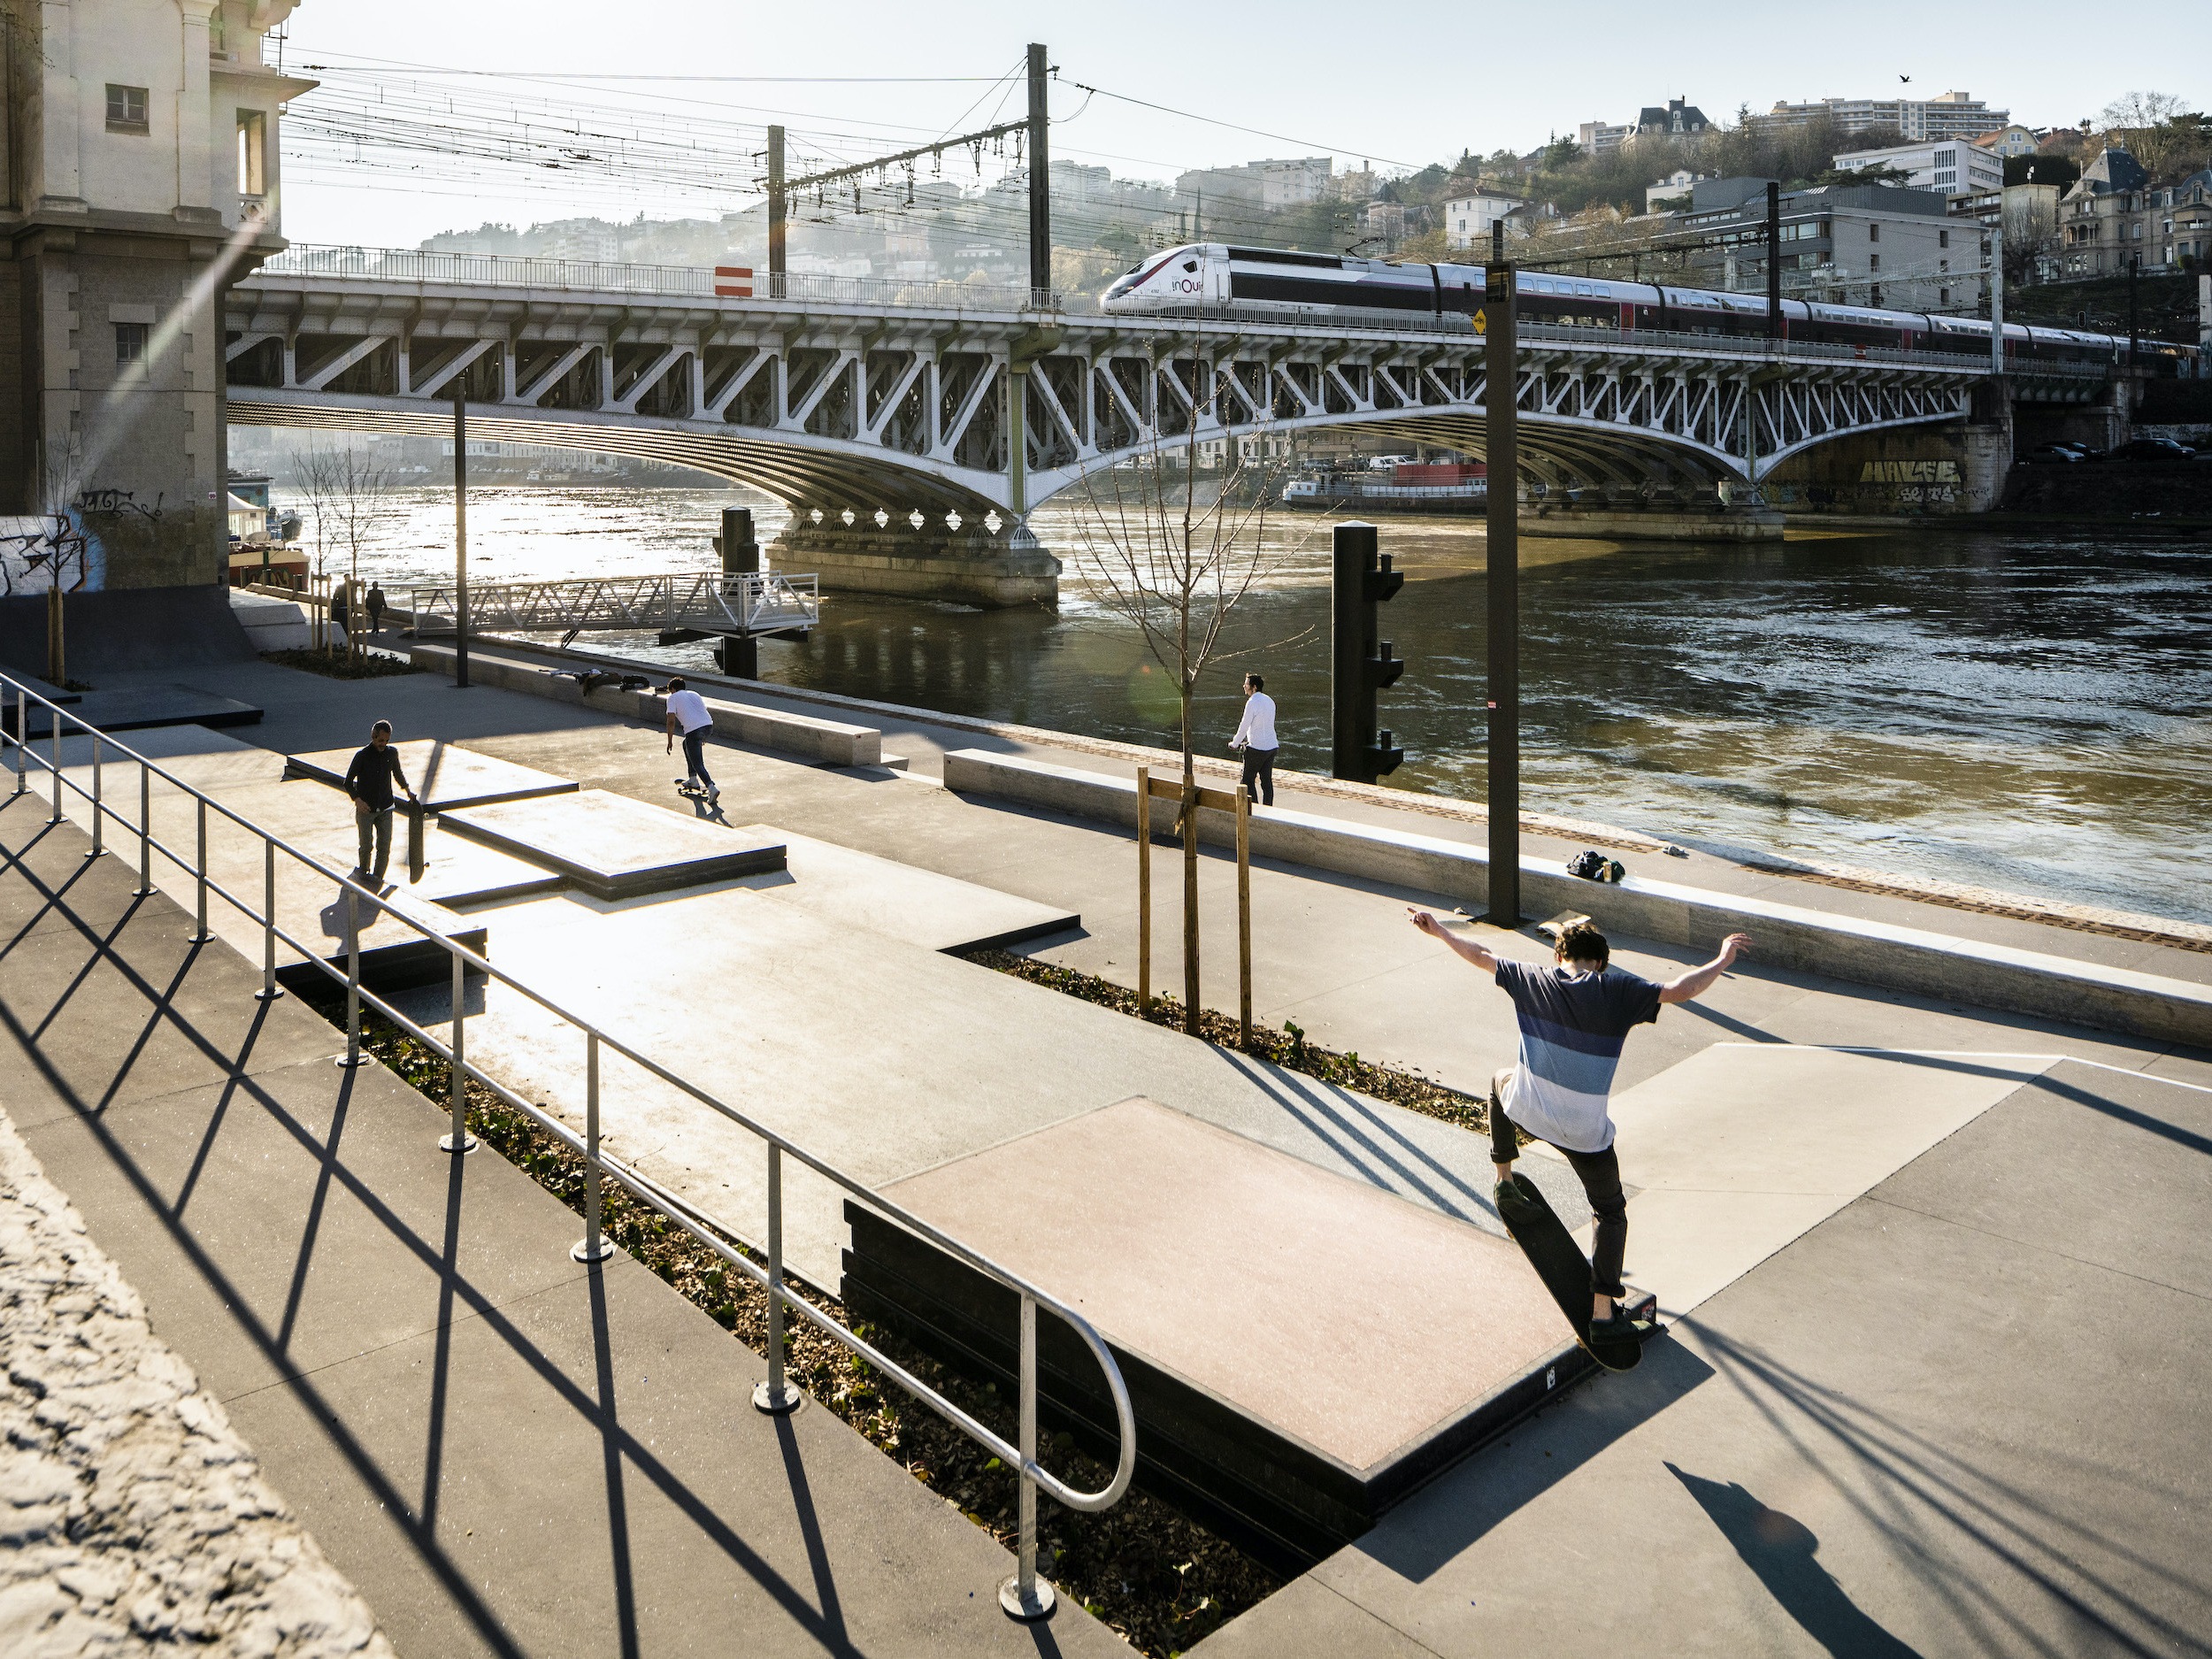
[715,265,754,298]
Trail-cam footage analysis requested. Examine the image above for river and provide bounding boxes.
[286,482,2212,927]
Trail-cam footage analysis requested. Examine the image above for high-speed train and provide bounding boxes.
[1101,243,2193,373]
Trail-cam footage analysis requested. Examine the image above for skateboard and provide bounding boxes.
[1494,1171,1649,1373]
[674,779,715,801]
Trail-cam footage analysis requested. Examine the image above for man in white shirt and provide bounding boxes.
[1230,672,1278,806]
[663,677,719,803]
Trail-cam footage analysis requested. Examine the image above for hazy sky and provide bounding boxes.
[273,0,2208,248]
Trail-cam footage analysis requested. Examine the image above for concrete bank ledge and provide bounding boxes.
[410,641,881,766]
[941,749,2212,1048]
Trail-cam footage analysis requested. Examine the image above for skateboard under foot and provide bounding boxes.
[1494,1172,1656,1372]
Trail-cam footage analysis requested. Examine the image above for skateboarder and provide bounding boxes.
[1230,672,1278,807]
[344,719,419,882]
[1406,910,1751,1345]
[663,677,719,803]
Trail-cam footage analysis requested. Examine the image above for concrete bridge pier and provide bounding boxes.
[771,508,1061,611]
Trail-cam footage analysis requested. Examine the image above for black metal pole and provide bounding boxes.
[1765,180,1782,341]
[717,506,760,679]
[1026,43,1050,303]
[452,387,469,689]
[2128,251,2139,370]
[767,125,787,301]
[1485,222,1520,926]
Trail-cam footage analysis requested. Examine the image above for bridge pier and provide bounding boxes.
[772,512,1060,610]
[1519,503,1786,541]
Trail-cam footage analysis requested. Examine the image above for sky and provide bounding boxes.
[271,0,2210,250]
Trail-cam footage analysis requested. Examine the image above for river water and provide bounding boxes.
[296,482,2212,926]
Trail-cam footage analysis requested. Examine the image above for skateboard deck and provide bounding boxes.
[1494,1172,1647,1372]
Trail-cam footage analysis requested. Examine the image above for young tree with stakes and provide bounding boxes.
[296,438,395,663]
[1064,366,1310,1036]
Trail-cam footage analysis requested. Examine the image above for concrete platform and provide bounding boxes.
[12,682,262,737]
[845,1097,1642,1573]
[285,739,578,813]
[749,830,1076,953]
[441,790,787,900]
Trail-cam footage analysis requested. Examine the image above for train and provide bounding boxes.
[1100,243,2200,375]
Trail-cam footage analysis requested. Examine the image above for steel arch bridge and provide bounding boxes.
[225,247,2102,602]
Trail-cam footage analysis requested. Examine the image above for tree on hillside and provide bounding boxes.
[2099,93,2212,180]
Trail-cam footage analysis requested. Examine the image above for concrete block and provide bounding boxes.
[285,739,578,812]
[440,789,786,900]
[941,749,2212,1048]
[845,1098,1609,1574]
[12,683,263,738]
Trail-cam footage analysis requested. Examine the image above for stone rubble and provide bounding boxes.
[0,1110,394,1658]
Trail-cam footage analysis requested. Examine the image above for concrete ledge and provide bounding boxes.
[941,749,2212,1048]
[408,641,881,765]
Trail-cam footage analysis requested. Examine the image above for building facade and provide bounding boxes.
[1832,139,2005,196]
[1,0,311,589]
[1442,188,1528,250]
[1762,90,2007,142]
[1672,180,1984,312]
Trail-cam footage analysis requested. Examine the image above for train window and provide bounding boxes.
[1182,261,1199,273]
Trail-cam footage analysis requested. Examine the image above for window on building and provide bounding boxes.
[1869,253,1881,271]
[1939,288,1950,304]
[1939,228,1950,248]
[115,323,148,371]
[236,110,266,196]
[105,84,149,134]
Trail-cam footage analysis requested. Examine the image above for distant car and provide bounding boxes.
[2104,437,2198,462]
[2021,443,2089,465]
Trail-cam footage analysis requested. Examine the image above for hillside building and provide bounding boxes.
[1761,91,2008,142]
[1832,139,2004,196]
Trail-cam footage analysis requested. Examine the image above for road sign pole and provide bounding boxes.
[452,388,470,689]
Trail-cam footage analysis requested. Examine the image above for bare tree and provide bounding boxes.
[295,437,395,661]
[2098,91,2210,181]
[1063,359,1311,1034]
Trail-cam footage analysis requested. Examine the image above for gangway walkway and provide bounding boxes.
[408,570,818,646]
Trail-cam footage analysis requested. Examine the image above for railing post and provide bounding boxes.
[49,711,63,824]
[572,1033,614,1263]
[441,950,476,1152]
[134,764,154,895]
[12,685,24,795]
[86,734,103,856]
[753,1142,803,1414]
[189,799,212,941]
[255,839,283,1001]
[334,883,367,1067]
[999,1291,1054,1620]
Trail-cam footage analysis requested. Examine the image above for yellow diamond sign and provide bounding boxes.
[1472,308,1486,336]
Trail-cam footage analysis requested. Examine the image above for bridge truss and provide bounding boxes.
[227,246,2108,538]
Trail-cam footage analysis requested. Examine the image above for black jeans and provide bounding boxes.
[681,727,715,789]
[1490,1067,1628,1301]
[1240,745,1276,806]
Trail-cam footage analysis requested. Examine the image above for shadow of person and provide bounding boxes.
[1668,1464,1924,1657]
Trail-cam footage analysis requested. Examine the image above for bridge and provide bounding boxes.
[403,570,818,649]
[227,245,2109,606]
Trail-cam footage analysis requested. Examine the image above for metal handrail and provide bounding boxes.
[404,571,820,641]
[0,670,1128,1619]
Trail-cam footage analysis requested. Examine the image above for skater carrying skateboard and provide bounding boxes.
[1407,910,1750,1348]
[663,677,719,803]
[344,719,419,883]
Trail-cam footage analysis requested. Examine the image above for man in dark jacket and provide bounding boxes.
[344,720,418,880]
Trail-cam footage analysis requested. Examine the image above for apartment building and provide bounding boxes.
[2061,148,2212,273]
[1832,139,2004,196]
[1762,90,2008,142]
[1672,180,1986,312]
[1443,188,1530,250]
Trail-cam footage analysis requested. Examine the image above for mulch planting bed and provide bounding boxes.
[261,649,423,680]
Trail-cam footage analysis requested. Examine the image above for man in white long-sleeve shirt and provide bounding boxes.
[1230,673,1278,806]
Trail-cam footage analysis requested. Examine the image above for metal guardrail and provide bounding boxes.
[256,244,1071,317]
[406,571,820,645]
[0,670,1129,1621]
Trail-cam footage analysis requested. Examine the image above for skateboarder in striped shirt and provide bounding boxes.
[1408,911,1750,1345]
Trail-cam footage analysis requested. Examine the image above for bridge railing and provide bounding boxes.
[405,570,820,642]
[257,244,1072,315]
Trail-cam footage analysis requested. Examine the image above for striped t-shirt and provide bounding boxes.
[1496,961,1663,1154]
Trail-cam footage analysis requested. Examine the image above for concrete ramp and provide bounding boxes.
[0,585,259,680]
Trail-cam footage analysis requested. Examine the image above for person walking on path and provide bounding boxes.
[329,577,350,643]
[1405,911,1751,1343]
[365,582,386,636]
[344,720,418,882]
[1231,672,1279,807]
[664,677,719,803]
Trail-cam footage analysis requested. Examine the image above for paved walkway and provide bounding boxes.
[0,793,1133,1658]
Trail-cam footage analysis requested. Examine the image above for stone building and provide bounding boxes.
[1,0,313,588]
